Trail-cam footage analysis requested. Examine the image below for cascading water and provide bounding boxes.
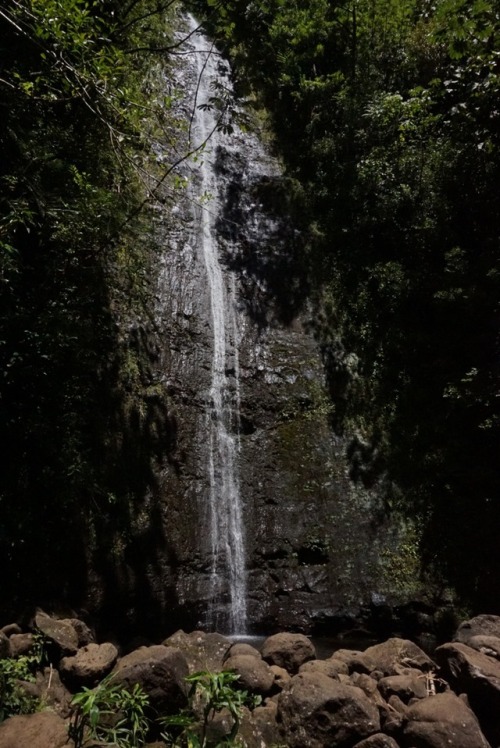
[188,17,247,634]
[152,15,404,637]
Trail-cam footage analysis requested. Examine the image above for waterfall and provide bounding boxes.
[188,17,247,634]
[153,15,400,637]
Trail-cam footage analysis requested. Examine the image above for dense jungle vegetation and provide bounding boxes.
[0,0,499,623]
[0,0,183,620]
[192,0,500,610]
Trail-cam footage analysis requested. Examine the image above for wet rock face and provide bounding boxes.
[90,20,417,637]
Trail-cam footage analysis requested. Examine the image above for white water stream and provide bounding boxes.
[188,18,247,633]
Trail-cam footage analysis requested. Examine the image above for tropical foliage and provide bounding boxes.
[0,0,180,614]
[191,0,500,609]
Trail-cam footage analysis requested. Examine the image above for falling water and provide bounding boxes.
[188,17,247,633]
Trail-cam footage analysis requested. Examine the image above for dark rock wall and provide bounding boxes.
[135,28,417,635]
[80,24,420,639]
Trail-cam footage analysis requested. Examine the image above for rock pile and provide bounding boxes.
[0,612,499,747]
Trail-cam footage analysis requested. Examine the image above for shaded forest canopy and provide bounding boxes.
[190,0,499,609]
[0,0,184,624]
[0,0,499,626]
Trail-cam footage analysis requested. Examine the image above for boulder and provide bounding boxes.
[401,691,491,748]
[353,735,401,748]
[454,614,500,645]
[435,641,500,744]
[387,694,407,714]
[0,625,22,638]
[112,644,188,714]
[0,632,11,659]
[269,664,290,689]
[378,671,428,703]
[380,700,405,739]
[261,633,315,674]
[20,667,72,718]
[278,671,380,747]
[467,634,500,660]
[223,654,275,695]
[60,642,118,688]
[163,630,231,673]
[350,673,386,707]
[224,642,261,660]
[67,618,94,647]
[333,649,375,674]
[34,613,78,656]
[299,657,348,678]
[9,634,35,658]
[238,702,282,748]
[299,659,340,679]
[363,638,435,676]
[0,711,70,748]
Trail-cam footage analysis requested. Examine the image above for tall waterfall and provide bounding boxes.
[188,18,247,633]
[151,15,402,638]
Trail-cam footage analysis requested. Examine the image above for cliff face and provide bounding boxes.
[119,21,412,637]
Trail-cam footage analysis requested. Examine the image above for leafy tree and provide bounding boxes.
[194,0,500,610]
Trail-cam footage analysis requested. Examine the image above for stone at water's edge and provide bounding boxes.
[261,632,316,674]
[163,630,231,672]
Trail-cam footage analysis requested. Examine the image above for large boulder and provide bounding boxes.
[0,711,70,748]
[401,691,491,748]
[467,635,500,660]
[278,671,380,747]
[238,702,282,748]
[363,638,435,676]
[34,613,78,656]
[112,645,189,714]
[224,642,261,660]
[261,633,315,674]
[454,614,500,645]
[60,642,118,688]
[299,659,343,679]
[9,634,35,658]
[0,625,22,638]
[20,667,72,718]
[67,618,94,647]
[435,641,500,743]
[223,654,275,695]
[163,630,231,673]
[301,655,349,677]
[378,670,428,704]
[333,649,375,675]
[350,673,387,708]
